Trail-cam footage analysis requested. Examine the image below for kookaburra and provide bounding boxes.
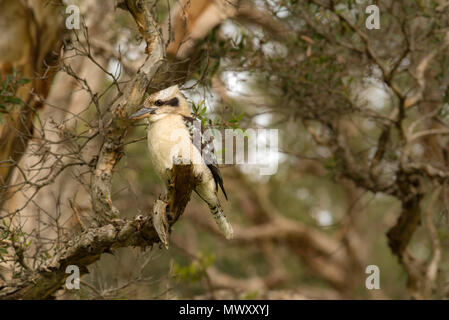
[130,85,233,239]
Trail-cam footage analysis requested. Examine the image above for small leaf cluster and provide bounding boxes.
[172,253,215,283]
[0,67,30,123]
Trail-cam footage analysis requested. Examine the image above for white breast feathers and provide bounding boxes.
[146,114,208,183]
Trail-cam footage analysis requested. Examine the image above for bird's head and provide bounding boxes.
[129,85,190,122]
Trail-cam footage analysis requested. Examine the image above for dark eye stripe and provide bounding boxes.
[154,97,179,107]
[166,97,179,107]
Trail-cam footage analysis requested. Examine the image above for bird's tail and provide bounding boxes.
[210,205,234,240]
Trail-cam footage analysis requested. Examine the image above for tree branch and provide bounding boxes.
[91,0,165,223]
[0,163,198,299]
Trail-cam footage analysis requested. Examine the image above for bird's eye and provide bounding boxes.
[154,100,164,106]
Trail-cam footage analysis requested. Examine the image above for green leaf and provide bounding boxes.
[17,78,31,85]
[4,96,22,105]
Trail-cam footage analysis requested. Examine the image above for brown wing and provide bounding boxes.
[183,116,228,200]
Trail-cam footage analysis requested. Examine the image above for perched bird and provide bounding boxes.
[130,85,233,239]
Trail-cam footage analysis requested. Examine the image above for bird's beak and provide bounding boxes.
[129,107,158,120]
